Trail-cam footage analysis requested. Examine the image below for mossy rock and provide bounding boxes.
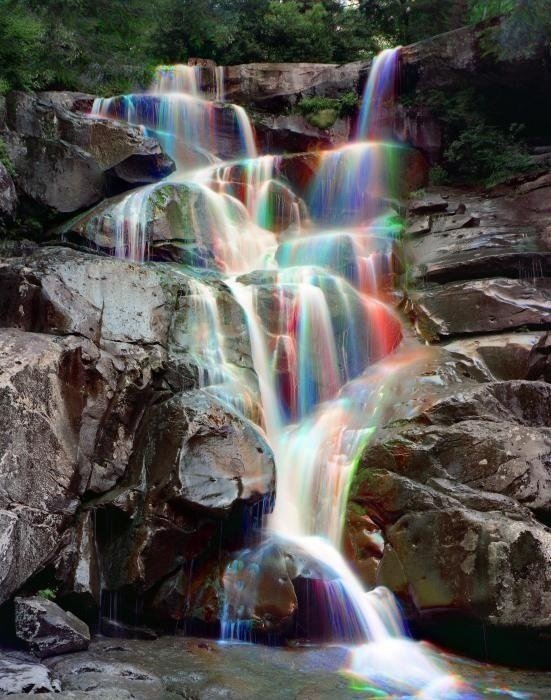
[306,108,339,130]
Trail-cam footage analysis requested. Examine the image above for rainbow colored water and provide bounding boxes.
[89,54,473,696]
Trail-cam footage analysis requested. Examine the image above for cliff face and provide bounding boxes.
[351,176,551,665]
[0,22,550,666]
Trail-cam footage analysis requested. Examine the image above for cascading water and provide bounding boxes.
[88,54,471,696]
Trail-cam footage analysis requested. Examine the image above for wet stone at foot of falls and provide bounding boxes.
[77,57,468,697]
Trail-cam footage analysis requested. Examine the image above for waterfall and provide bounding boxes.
[88,51,465,696]
[355,47,401,141]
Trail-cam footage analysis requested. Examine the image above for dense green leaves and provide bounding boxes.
[477,0,551,59]
[0,0,475,95]
[0,1,45,92]
[0,0,549,96]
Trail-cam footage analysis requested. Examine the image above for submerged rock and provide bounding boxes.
[48,655,163,698]
[0,655,61,694]
[15,597,90,657]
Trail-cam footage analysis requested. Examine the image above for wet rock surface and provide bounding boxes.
[224,61,368,111]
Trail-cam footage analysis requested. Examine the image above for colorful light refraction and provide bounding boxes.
[88,52,476,697]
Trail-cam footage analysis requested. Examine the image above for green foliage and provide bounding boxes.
[428,165,449,185]
[470,0,551,60]
[444,124,533,186]
[296,92,359,128]
[0,2,45,91]
[307,108,339,129]
[0,0,163,95]
[37,587,57,601]
[338,92,360,117]
[1,0,547,99]
[0,0,495,96]
[0,139,15,177]
[420,87,534,185]
[468,0,514,22]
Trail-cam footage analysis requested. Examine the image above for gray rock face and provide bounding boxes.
[0,329,88,602]
[0,250,163,604]
[254,113,351,153]
[0,244,264,630]
[353,365,551,635]
[406,185,551,285]
[15,597,90,657]
[405,182,551,341]
[348,173,551,659]
[224,61,368,109]
[410,277,551,339]
[1,91,174,215]
[444,332,548,381]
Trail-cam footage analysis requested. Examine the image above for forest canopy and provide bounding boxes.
[0,0,549,95]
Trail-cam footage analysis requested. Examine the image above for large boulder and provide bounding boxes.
[58,180,276,268]
[0,250,166,605]
[352,168,551,664]
[15,596,90,657]
[132,389,274,514]
[59,182,229,265]
[88,389,274,621]
[1,91,174,216]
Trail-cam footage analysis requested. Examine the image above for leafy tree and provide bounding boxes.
[262,1,333,62]
[0,1,44,92]
[476,0,551,59]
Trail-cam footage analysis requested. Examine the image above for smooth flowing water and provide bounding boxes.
[90,57,475,697]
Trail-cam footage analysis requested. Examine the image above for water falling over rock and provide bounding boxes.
[72,52,464,695]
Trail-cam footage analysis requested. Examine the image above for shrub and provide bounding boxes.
[444,124,533,186]
[296,92,359,129]
[37,588,57,601]
[429,165,449,185]
[0,139,15,178]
